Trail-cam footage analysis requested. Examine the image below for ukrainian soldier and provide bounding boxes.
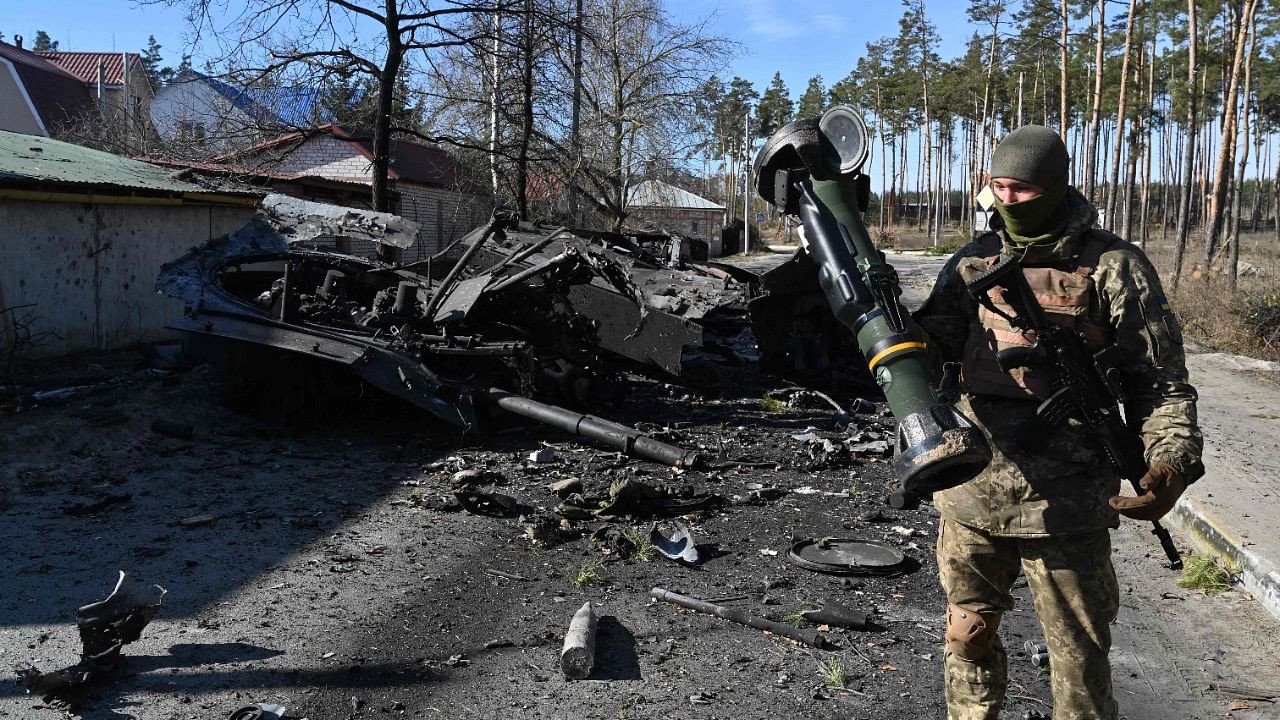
[913,125,1204,720]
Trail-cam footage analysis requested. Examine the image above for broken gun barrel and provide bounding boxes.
[485,389,699,468]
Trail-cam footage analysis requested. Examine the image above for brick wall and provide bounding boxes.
[396,184,490,258]
[626,207,724,254]
[267,136,373,180]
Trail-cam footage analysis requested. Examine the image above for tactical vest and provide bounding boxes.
[960,232,1116,401]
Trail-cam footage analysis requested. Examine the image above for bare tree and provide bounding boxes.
[541,0,731,230]
[1227,2,1259,289]
[159,0,517,212]
[1203,0,1259,272]
[1171,0,1198,291]
[1104,0,1138,229]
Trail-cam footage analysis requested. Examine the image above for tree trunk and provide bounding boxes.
[976,19,1000,217]
[1083,0,1105,203]
[1228,10,1257,291]
[1203,0,1258,273]
[876,84,886,233]
[516,0,535,220]
[567,0,583,224]
[1059,0,1069,140]
[1122,121,1138,241]
[489,11,501,199]
[1105,0,1138,229]
[1139,37,1155,248]
[372,12,401,217]
[1171,0,1198,291]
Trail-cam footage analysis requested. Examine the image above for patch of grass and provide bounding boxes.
[621,527,654,562]
[1177,553,1238,593]
[820,655,847,688]
[922,239,961,256]
[759,395,788,413]
[784,602,812,626]
[617,706,629,720]
[573,558,605,588]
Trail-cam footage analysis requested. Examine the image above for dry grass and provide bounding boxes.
[1144,229,1280,363]
[1177,552,1239,593]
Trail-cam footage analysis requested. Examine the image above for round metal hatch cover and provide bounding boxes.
[787,537,908,576]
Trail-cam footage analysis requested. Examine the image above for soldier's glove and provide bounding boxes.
[1108,463,1186,521]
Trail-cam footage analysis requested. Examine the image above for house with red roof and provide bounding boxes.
[36,48,153,150]
[0,37,94,138]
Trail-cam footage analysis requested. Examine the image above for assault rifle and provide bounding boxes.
[964,254,1183,569]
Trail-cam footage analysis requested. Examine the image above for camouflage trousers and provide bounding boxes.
[937,519,1120,720]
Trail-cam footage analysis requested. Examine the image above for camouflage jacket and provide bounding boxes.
[913,187,1204,536]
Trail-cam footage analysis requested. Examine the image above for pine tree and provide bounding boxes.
[141,36,165,90]
[755,72,793,138]
[797,75,826,118]
[33,30,58,51]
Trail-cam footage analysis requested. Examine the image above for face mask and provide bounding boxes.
[992,176,1068,246]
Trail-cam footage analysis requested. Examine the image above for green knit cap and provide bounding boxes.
[991,125,1069,188]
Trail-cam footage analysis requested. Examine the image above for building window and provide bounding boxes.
[691,219,699,234]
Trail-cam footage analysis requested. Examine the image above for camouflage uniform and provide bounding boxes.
[914,187,1203,720]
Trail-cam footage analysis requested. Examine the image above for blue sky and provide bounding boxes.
[8,0,977,102]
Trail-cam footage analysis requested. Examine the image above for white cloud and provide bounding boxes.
[738,0,851,40]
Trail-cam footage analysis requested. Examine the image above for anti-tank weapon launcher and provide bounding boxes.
[753,106,991,496]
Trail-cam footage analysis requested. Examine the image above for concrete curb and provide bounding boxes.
[1166,495,1280,622]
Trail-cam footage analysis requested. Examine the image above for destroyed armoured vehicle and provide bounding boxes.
[156,196,760,464]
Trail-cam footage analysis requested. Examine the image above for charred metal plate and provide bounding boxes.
[432,275,492,324]
[787,538,907,576]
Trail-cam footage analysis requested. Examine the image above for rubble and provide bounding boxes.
[155,197,725,465]
[650,520,703,565]
[18,572,165,701]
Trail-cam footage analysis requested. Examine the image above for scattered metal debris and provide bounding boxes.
[18,571,165,699]
[1025,639,1050,669]
[157,197,722,465]
[557,479,721,520]
[800,599,871,629]
[227,703,287,720]
[650,520,702,565]
[787,538,908,576]
[454,489,524,518]
[650,587,834,650]
[559,601,597,680]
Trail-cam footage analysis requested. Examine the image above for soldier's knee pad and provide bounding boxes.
[946,603,1002,661]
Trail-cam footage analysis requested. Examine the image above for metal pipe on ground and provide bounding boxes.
[649,587,833,649]
[484,388,699,467]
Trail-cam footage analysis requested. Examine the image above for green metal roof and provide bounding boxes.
[0,129,263,201]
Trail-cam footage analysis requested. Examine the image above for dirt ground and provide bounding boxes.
[5,250,1280,720]
[1,345,1071,720]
